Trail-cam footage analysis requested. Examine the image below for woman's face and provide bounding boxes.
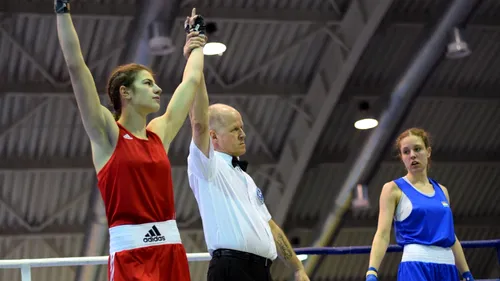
[126,70,162,114]
[399,134,431,173]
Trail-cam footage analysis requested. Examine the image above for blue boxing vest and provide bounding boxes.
[393,177,456,248]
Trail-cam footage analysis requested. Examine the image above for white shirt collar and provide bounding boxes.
[214,151,236,166]
[215,151,246,172]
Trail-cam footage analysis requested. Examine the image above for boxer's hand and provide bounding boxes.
[462,271,474,281]
[366,274,379,281]
[184,8,206,35]
[293,269,310,281]
[183,32,207,58]
[186,8,197,29]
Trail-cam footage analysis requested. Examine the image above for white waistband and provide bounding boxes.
[109,220,182,254]
[402,244,455,265]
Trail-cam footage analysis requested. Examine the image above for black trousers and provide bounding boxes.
[207,249,274,281]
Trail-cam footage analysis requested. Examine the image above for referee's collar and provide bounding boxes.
[214,151,239,166]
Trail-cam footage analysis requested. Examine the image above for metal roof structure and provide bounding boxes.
[0,0,499,281]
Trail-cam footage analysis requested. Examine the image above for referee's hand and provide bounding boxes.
[294,269,310,281]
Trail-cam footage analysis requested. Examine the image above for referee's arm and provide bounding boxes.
[269,220,309,280]
[189,73,210,157]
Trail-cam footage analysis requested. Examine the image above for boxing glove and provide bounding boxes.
[54,0,70,13]
[366,267,379,281]
[184,15,206,35]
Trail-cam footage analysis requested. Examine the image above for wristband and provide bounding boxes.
[462,271,474,281]
[366,266,378,278]
[55,0,70,14]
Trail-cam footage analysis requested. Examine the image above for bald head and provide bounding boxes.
[208,103,240,132]
[208,103,246,156]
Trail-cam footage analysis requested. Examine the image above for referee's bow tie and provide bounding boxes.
[231,156,248,172]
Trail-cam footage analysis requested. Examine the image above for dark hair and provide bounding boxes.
[106,63,153,120]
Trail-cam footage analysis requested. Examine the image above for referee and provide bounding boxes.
[185,47,309,281]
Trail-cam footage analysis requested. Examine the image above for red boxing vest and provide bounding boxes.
[97,123,175,228]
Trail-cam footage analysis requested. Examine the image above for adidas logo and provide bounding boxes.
[123,134,133,140]
[143,225,166,243]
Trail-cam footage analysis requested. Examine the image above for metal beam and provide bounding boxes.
[0,23,60,87]
[75,1,174,281]
[185,8,340,25]
[292,214,500,230]
[0,153,277,170]
[345,84,500,100]
[1,81,307,98]
[387,7,500,29]
[304,0,480,277]
[0,224,87,239]
[0,2,341,24]
[309,150,500,165]
[0,100,49,142]
[2,1,499,29]
[3,81,500,102]
[170,214,500,233]
[264,0,395,227]
[118,2,167,66]
[1,216,495,241]
[0,1,137,17]
[1,150,499,171]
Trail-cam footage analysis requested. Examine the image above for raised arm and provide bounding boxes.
[366,182,399,280]
[56,2,117,148]
[148,9,206,148]
[189,73,210,157]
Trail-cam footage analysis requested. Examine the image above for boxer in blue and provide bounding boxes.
[365,128,474,281]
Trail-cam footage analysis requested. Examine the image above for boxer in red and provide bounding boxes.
[54,1,206,280]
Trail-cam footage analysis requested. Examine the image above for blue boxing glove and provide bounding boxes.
[462,271,474,281]
[366,267,379,281]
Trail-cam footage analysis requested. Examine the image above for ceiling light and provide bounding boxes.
[354,118,378,130]
[354,101,378,130]
[203,42,226,56]
[446,27,471,59]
